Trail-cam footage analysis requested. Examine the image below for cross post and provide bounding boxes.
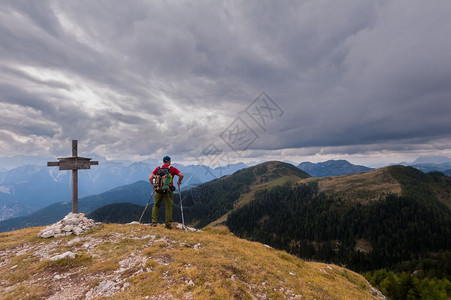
[47,140,99,213]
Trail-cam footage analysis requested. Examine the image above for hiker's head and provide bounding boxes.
[163,156,171,164]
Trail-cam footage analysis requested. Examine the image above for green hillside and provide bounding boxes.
[226,166,451,280]
[388,165,451,208]
[177,161,310,228]
[299,166,402,204]
[299,165,451,208]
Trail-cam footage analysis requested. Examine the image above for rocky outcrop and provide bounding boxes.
[38,212,101,238]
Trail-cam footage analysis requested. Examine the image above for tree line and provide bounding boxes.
[365,269,451,299]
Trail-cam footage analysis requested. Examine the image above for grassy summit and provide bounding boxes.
[0,223,381,299]
[299,166,402,204]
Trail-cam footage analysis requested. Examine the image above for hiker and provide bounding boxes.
[149,156,184,229]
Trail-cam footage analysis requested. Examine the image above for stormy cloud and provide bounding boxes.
[1,0,450,165]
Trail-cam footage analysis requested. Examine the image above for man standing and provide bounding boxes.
[149,156,184,229]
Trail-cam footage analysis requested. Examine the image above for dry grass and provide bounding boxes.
[0,223,380,299]
[299,167,402,204]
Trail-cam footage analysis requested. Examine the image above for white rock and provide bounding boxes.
[65,213,76,219]
[176,223,200,232]
[67,218,82,225]
[40,231,54,238]
[73,227,83,236]
[67,237,82,245]
[187,280,195,286]
[85,280,116,298]
[114,268,127,274]
[62,225,74,232]
[50,251,76,261]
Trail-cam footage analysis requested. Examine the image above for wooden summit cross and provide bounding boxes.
[47,140,98,213]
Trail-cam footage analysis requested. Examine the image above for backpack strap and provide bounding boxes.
[160,165,172,171]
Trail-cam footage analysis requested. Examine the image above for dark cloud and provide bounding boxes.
[1,0,451,164]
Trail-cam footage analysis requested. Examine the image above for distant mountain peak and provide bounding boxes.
[412,156,451,164]
[297,160,372,177]
[244,160,310,179]
[411,155,451,165]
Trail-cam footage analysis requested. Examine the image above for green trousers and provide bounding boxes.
[151,191,173,225]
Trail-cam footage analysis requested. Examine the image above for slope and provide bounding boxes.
[227,165,451,274]
[208,161,310,227]
[388,165,451,208]
[0,223,382,299]
[299,165,451,208]
[299,166,402,204]
[0,191,30,221]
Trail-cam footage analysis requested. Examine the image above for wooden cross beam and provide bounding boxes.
[47,140,99,213]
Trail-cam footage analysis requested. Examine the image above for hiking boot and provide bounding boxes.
[151,223,157,227]
[165,223,172,229]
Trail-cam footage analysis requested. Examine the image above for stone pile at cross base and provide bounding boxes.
[38,212,101,238]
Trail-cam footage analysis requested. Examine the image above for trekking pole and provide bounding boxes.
[178,183,187,231]
[139,190,155,223]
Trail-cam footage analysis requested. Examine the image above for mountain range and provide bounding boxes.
[1,155,450,222]
[297,159,373,177]
[0,160,247,221]
[0,158,370,222]
[0,161,308,232]
[0,181,152,232]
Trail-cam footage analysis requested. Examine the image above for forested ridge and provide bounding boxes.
[174,161,309,227]
[227,182,451,271]
[226,166,451,299]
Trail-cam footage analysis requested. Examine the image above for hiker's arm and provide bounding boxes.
[149,173,155,184]
[177,172,184,185]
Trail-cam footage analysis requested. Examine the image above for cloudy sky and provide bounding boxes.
[1,0,451,167]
